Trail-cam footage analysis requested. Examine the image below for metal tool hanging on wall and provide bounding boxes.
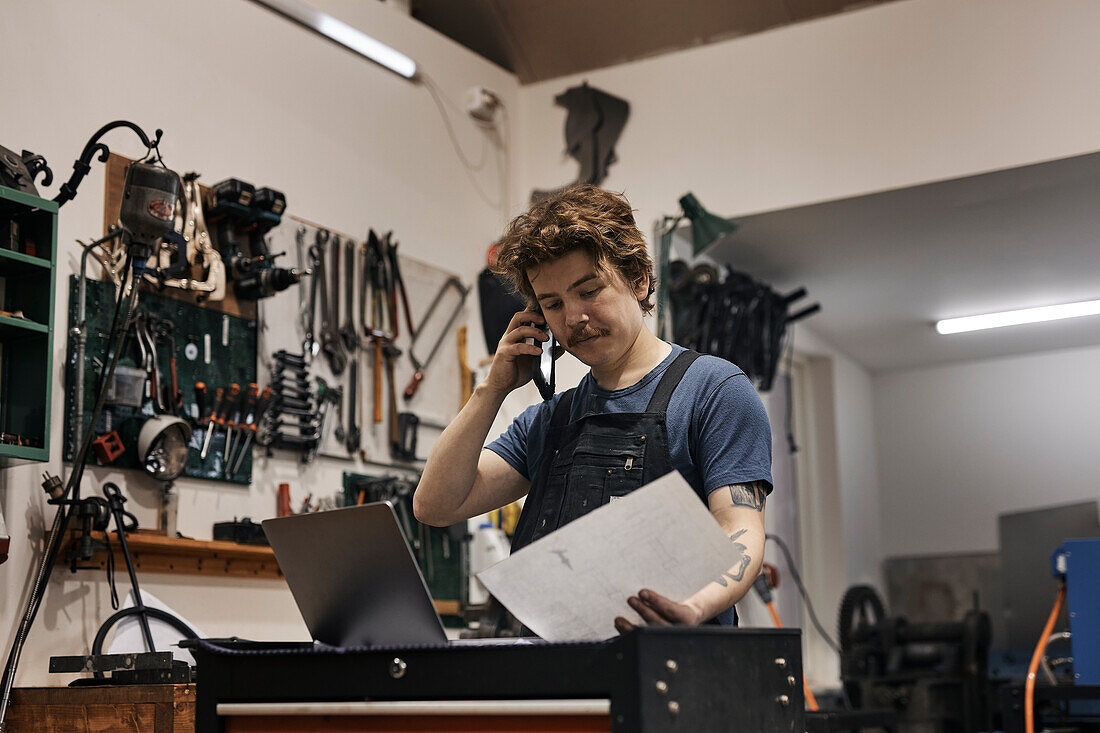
[266,350,321,462]
[204,178,301,300]
[403,276,469,400]
[667,261,819,392]
[358,229,416,457]
[342,235,361,453]
[363,230,392,428]
[144,173,226,300]
[315,230,346,374]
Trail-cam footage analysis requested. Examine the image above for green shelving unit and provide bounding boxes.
[0,184,58,465]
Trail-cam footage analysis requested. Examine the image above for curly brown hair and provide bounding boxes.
[493,185,655,314]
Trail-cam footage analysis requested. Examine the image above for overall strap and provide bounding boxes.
[645,350,701,413]
[548,388,577,429]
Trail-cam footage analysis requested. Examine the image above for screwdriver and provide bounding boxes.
[199,386,224,460]
[194,382,208,456]
[194,381,208,426]
[226,383,259,472]
[231,385,274,474]
[216,383,241,465]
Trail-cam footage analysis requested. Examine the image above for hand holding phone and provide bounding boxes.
[529,322,556,401]
[487,309,556,399]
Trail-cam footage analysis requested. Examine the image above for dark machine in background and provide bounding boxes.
[854,501,1100,733]
[837,584,992,733]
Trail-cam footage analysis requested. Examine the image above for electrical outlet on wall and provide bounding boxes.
[465,86,502,123]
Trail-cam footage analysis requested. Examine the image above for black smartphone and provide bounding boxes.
[527,310,556,401]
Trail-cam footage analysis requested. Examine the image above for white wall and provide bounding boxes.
[874,345,1100,557]
[512,0,1100,616]
[1,0,518,685]
[514,0,1100,227]
[794,329,881,587]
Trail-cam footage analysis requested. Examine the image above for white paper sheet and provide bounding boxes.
[107,589,206,666]
[476,472,741,641]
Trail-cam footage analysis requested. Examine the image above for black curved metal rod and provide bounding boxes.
[102,483,156,654]
[89,607,199,681]
[53,121,163,207]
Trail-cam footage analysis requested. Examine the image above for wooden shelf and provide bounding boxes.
[70,530,462,615]
[74,530,284,579]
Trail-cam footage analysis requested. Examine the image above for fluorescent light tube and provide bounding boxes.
[936,299,1100,335]
[250,0,418,80]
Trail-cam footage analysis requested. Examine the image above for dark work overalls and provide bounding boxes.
[511,349,701,551]
[491,349,735,635]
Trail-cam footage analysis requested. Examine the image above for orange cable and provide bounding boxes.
[1024,581,1066,733]
[766,600,820,711]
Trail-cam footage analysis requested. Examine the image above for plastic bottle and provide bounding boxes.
[469,522,510,605]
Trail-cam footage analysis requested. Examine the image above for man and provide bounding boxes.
[413,185,771,631]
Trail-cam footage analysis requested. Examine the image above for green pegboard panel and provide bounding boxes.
[342,471,466,614]
[64,276,258,483]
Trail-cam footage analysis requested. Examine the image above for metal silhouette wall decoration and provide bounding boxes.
[531,82,630,202]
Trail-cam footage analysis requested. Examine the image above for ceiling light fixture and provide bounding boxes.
[935,299,1100,335]
[249,0,419,80]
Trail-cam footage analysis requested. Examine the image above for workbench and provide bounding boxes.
[183,627,805,732]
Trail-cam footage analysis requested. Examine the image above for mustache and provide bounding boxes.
[567,327,610,348]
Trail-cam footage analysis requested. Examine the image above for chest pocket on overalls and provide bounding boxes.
[551,432,648,526]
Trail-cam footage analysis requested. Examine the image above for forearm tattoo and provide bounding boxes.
[715,528,752,587]
[728,481,767,511]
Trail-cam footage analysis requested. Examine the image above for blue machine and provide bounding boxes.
[1052,538,1100,684]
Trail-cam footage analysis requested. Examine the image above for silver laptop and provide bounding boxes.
[262,502,449,647]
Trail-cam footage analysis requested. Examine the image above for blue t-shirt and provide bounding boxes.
[486,343,773,501]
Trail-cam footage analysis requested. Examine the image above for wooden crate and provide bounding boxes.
[6,683,195,732]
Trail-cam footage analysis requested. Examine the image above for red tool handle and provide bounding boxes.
[208,387,225,425]
[403,370,424,400]
[251,386,275,432]
[218,383,240,426]
[170,357,180,408]
[195,382,208,421]
[240,382,259,424]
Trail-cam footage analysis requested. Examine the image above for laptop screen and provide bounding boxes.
[263,502,449,647]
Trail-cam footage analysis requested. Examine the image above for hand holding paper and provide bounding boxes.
[476,472,743,641]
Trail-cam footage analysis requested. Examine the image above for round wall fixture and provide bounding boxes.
[137,415,193,481]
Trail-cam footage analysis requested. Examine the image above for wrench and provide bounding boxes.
[316,232,347,374]
[298,227,321,360]
[341,236,359,355]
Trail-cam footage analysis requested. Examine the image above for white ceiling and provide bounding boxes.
[702,152,1100,373]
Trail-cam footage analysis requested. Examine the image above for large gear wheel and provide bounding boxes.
[838,584,887,653]
[837,584,887,708]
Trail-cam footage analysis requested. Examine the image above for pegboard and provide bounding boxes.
[64,276,258,483]
[341,471,466,611]
[262,217,470,466]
